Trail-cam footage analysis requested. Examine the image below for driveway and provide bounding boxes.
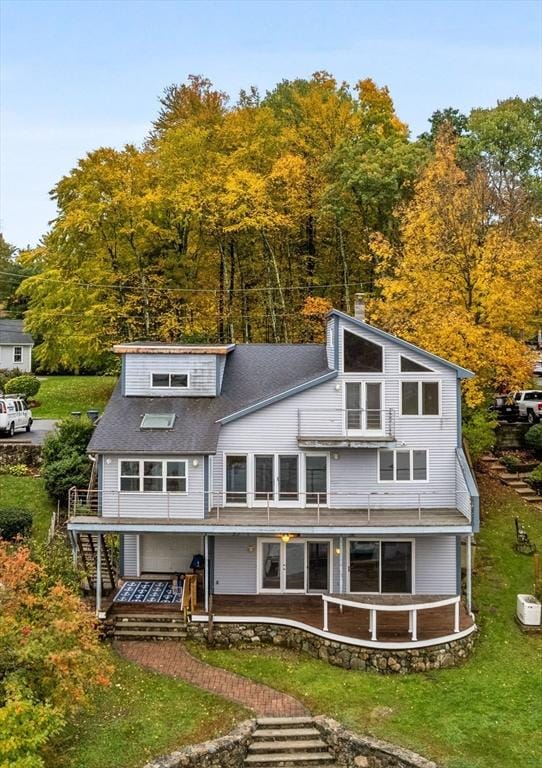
[0,419,57,445]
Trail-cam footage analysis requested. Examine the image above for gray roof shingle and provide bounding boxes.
[88,344,332,454]
[0,319,33,346]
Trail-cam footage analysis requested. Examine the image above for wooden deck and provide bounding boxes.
[198,594,474,643]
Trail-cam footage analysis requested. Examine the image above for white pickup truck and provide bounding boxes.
[514,390,542,424]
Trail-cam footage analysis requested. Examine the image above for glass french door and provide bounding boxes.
[260,539,331,593]
[349,540,412,594]
[345,382,383,433]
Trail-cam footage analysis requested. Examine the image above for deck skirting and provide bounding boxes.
[188,616,477,673]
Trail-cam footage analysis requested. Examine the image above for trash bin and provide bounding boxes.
[70,411,81,419]
[87,409,99,423]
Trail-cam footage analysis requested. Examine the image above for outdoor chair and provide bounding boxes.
[515,517,537,555]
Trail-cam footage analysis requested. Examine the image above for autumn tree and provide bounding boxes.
[0,540,111,767]
[371,128,540,406]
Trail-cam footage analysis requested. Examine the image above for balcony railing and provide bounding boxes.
[68,487,472,524]
[297,408,395,442]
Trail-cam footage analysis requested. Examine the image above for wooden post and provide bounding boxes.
[454,600,460,633]
[467,534,473,615]
[208,593,214,644]
[96,535,102,617]
[204,534,209,613]
[323,598,329,631]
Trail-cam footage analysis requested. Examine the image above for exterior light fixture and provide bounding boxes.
[332,453,340,461]
[279,533,298,543]
[192,458,199,467]
[335,547,341,555]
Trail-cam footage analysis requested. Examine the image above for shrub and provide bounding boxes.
[463,408,497,463]
[4,374,41,399]
[42,416,95,466]
[527,464,542,494]
[525,424,542,456]
[0,463,31,477]
[0,367,24,393]
[499,453,522,472]
[0,507,33,540]
[42,452,92,502]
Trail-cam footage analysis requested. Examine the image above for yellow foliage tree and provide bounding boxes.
[371,128,541,406]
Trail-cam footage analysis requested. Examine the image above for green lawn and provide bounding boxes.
[188,476,542,768]
[46,648,246,768]
[0,475,56,542]
[33,375,117,419]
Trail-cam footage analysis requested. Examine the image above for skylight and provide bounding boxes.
[140,413,176,430]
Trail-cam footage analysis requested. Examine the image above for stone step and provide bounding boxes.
[516,486,536,495]
[113,629,187,639]
[257,717,314,726]
[244,752,335,765]
[249,740,328,753]
[253,728,321,740]
[499,472,529,480]
[523,495,542,503]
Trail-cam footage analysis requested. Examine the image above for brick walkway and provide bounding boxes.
[115,641,309,717]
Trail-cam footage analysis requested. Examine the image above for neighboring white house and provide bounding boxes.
[68,301,479,652]
[0,318,33,372]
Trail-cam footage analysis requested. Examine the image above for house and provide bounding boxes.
[67,298,479,654]
[0,318,33,372]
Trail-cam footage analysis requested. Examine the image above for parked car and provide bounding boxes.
[489,393,520,422]
[514,390,542,424]
[533,360,542,377]
[0,396,33,437]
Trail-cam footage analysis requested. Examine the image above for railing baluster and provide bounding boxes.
[370,608,377,641]
[410,609,417,641]
[454,599,460,633]
[323,598,329,632]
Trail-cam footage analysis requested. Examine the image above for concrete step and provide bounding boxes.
[249,740,328,753]
[253,728,321,740]
[257,717,314,726]
[244,753,335,765]
[114,629,187,639]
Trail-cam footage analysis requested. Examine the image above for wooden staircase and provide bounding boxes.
[245,718,337,767]
[112,612,188,640]
[76,533,115,592]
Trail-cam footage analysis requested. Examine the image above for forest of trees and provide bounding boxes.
[2,73,541,404]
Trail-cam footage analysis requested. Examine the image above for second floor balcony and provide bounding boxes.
[297,408,396,447]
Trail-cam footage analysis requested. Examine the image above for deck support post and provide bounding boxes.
[466,534,472,616]
[96,534,102,616]
[339,536,344,594]
[204,534,209,613]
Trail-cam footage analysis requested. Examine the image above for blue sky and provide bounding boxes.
[1,0,541,249]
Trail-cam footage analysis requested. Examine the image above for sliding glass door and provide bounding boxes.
[348,540,413,594]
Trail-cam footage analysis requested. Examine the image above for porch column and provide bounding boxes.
[204,534,209,613]
[339,536,344,594]
[96,534,102,616]
[466,534,472,615]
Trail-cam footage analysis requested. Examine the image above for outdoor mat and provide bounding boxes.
[114,579,182,604]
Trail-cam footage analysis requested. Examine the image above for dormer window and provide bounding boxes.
[343,330,383,373]
[151,373,189,389]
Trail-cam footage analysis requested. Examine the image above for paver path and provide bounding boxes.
[116,641,309,717]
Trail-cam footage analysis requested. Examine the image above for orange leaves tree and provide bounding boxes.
[370,128,541,407]
[0,540,111,768]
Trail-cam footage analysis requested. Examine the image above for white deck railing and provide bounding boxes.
[321,593,461,642]
[298,408,395,439]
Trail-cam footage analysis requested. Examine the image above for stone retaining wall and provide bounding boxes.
[142,719,256,768]
[313,716,439,768]
[0,442,42,468]
[495,422,530,450]
[187,620,476,673]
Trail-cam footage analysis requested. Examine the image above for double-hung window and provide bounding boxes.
[13,346,22,364]
[119,459,187,492]
[401,381,439,416]
[151,372,189,388]
[379,449,428,482]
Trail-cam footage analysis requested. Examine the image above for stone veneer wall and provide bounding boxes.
[313,716,440,768]
[142,719,256,768]
[0,443,42,468]
[187,621,476,673]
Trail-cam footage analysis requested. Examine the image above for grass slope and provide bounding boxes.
[0,475,56,542]
[33,375,116,419]
[47,649,246,768]
[189,476,542,768]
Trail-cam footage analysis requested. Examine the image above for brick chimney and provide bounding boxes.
[354,293,365,322]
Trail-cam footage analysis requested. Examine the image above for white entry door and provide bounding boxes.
[259,539,306,593]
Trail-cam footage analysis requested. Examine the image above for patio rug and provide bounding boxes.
[114,580,182,604]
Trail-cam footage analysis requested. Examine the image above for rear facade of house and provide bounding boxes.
[68,305,479,649]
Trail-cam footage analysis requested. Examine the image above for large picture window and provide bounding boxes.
[343,330,383,373]
[401,381,439,415]
[379,450,428,482]
[119,459,187,492]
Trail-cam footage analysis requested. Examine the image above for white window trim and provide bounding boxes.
[118,458,188,494]
[347,537,416,595]
[400,380,441,417]
[257,537,334,594]
[13,346,22,363]
[224,453,249,506]
[341,327,385,375]
[377,449,429,483]
[150,372,190,389]
[343,380,386,435]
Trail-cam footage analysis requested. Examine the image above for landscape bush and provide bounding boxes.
[0,367,25,393]
[527,464,542,495]
[0,463,31,476]
[0,507,33,540]
[525,423,542,456]
[463,408,497,463]
[499,453,523,472]
[4,373,41,399]
[42,452,92,502]
[42,416,95,465]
